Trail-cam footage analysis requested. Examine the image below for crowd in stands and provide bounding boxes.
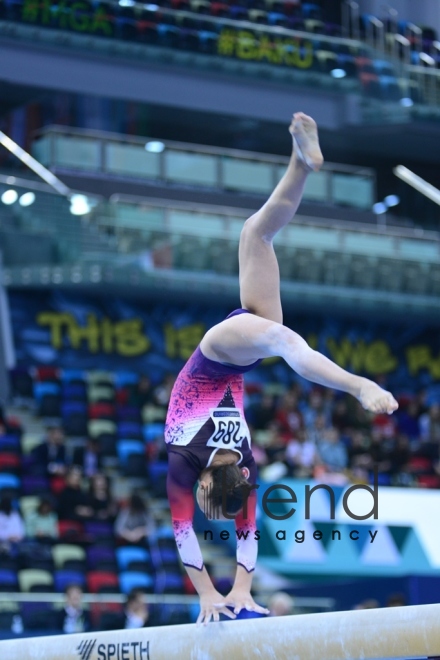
[0,366,440,635]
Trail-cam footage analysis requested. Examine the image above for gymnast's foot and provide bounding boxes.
[289,112,324,172]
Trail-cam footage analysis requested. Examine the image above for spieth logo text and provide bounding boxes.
[77,640,150,660]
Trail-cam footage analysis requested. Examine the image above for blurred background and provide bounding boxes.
[0,0,439,641]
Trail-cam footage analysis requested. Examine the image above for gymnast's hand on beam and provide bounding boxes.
[197,589,237,626]
[224,589,270,617]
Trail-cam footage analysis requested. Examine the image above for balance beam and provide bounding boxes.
[1,604,439,660]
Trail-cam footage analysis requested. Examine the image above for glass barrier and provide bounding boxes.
[1,173,440,299]
[32,127,376,210]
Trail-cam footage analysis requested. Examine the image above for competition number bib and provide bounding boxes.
[206,407,250,449]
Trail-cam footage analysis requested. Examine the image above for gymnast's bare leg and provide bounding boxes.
[201,113,398,415]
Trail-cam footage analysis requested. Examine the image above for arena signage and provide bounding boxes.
[217,30,314,68]
[77,640,150,660]
[22,0,113,36]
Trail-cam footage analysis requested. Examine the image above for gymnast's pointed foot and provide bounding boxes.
[289,112,324,172]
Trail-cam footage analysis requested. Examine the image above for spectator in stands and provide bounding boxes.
[302,390,326,430]
[397,399,421,441]
[347,431,371,478]
[72,438,103,478]
[386,593,406,607]
[420,403,440,443]
[332,398,352,433]
[354,599,380,610]
[25,497,58,540]
[308,413,330,445]
[285,429,318,478]
[56,584,91,634]
[122,588,150,629]
[275,392,303,438]
[268,592,295,617]
[263,421,288,463]
[0,496,25,554]
[89,473,117,522]
[317,427,348,474]
[130,375,155,409]
[248,393,276,431]
[57,467,94,521]
[114,494,155,544]
[388,435,411,477]
[31,425,67,477]
[153,374,175,409]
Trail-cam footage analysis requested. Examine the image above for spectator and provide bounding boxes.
[420,403,440,443]
[332,398,351,433]
[123,589,150,629]
[285,429,317,478]
[31,425,67,477]
[56,584,91,634]
[275,392,303,438]
[25,497,58,540]
[248,393,276,431]
[397,400,421,441]
[317,427,348,473]
[354,599,380,610]
[0,496,25,553]
[388,435,411,476]
[386,593,406,607]
[99,588,151,631]
[302,390,325,430]
[89,473,117,522]
[57,467,94,521]
[72,438,103,478]
[114,494,155,544]
[153,374,175,409]
[129,375,155,409]
[308,413,329,445]
[268,592,295,617]
[263,421,288,463]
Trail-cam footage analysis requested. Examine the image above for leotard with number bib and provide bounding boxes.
[165,309,261,573]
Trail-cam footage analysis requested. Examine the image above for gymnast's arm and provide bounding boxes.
[166,451,236,625]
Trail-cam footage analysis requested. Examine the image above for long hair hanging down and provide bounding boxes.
[204,464,252,520]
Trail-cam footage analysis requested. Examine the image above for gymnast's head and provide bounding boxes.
[196,464,252,520]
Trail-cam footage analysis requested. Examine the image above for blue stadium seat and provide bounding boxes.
[0,569,18,592]
[117,422,142,439]
[114,372,139,388]
[117,440,145,465]
[155,571,184,594]
[54,570,86,593]
[143,423,165,443]
[119,572,154,594]
[116,547,151,572]
[34,382,60,402]
[61,370,85,384]
[0,473,20,493]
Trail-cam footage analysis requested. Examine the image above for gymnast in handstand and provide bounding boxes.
[164,113,398,624]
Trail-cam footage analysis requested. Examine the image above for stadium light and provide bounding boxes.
[18,192,36,207]
[70,194,92,216]
[330,69,347,79]
[119,0,135,6]
[372,202,387,215]
[1,189,18,205]
[145,141,165,153]
[144,3,159,9]
[384,195,400,207]
[400,97,414,107]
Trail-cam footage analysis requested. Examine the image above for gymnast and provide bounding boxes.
[164,113,398,625]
